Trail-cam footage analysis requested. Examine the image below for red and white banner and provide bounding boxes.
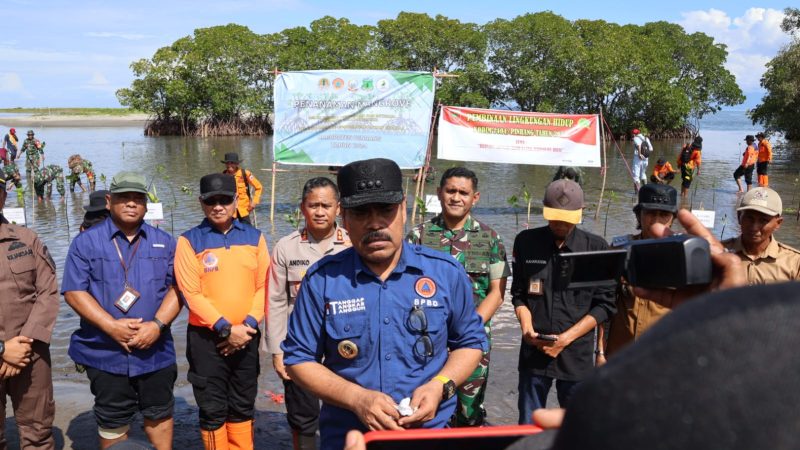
[437,106,601,167]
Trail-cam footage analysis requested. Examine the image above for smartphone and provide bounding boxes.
[364,425,545,450]
[536,334,558,342]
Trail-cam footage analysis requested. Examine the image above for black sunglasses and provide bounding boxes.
[409,305,434,358]
[202,196,235,206]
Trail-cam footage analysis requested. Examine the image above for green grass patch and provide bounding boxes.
[0,107,142,116]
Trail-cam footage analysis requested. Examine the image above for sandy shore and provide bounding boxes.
[0,114,150,128]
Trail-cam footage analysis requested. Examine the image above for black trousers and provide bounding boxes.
[733,165,755,185]
[187,325,261,430]
[283,380,319,435]
[757,161,769,175]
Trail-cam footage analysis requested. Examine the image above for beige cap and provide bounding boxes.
[737,187,782,216]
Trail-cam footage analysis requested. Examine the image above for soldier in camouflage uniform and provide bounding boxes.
[33,165,65,201]
[406,167,510,427]
[67,155,96,192]
[2,162,23,190]
[20,130,44,180]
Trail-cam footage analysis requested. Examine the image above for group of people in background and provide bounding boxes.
[632,128,775,198]
[1,131,798,450]
[1,128,97,202]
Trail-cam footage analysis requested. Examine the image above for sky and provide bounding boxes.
[0,0,792,109]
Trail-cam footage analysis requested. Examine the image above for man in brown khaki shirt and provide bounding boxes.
[600,184,679,361]
[0,174,60,448]
[722,187,800,283]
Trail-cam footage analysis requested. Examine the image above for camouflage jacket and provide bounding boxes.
[2,163,22,188]
[34,165,63,185]
[406,214,510,307]
[21,138,40,158]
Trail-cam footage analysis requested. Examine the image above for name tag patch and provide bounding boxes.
[327,297,366,315]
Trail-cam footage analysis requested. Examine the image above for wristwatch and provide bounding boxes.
[435,375,456,401]
[0,339,4,357]
[218,324,232,339]
[153,318,169,334]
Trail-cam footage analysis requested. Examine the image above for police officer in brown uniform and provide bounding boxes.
[0,174,59,449]
[722,187,800,283]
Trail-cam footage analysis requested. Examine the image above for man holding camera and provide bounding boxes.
[722,187,800,283]
[282,158,486,450]
[511,179,616,424]
[600,184,679,360]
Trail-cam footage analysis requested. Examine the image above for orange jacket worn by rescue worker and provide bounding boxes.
[231,168,263,219]
[653,161,676,178]
[742,145,758,167]
[758,138,773,163]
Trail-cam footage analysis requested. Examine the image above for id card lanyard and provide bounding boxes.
[113,235,142,289]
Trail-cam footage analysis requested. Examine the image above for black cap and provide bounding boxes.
[634,183,678,214]
[84,190,110,212]
[337,158,404,208]
[692,136,703,149]
[745,135,755,143]
[199,173,236,200]
[221,152,241,164]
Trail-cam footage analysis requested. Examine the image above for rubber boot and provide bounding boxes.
[201,426,229,450]
[227,420,254,450]
[292,431,318,450]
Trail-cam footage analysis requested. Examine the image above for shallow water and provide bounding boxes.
[3,110,798,425]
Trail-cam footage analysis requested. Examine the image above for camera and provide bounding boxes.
[553,235,712,290]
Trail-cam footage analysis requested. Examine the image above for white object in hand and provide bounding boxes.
[396,397,415,417]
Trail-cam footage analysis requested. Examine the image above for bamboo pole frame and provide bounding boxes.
[594,108,608,221]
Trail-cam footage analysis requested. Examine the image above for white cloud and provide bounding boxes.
[85,32,151,41]
[679,8,790,92]
[87,72,110,86]
[0,72,24,92]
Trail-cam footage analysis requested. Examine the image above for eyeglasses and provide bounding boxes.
[202,196,235,206]
[409,305,434,358]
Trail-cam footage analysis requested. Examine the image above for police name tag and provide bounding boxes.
[115,286,141,313]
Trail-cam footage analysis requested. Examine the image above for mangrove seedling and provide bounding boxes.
[507,193,520,228]
[415,196,428,224]
[521,184,532,228]
[284,207,302,230]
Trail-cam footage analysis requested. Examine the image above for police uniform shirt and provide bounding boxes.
[266,226,350,354]
[722,236,800,284]
[510,226,616,381]
[0,215,59,344]
[282,242,488,450]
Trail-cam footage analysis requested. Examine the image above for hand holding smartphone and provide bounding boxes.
[535,333,559,342]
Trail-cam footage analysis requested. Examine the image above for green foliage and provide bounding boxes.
[117,11,743,136]
[750,8,800,140]
[284,207,302,229]
[414,196,428,223]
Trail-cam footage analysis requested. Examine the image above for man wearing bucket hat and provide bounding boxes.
[63,171,181,449]
[511,179,616,424]
[221,152,263,226]
[599,184,679,360]
[80,189,111,231]
[282,158,486,450]
[174,173,269,449]
[722,187,800,283]
[733,135,758,193]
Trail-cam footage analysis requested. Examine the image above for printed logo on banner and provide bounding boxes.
[318,78,330,90]
[361,79,374,91]
[376,79,389,91]
[347,79,359,92]
[332,78,345,90]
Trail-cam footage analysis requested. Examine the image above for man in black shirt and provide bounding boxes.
[511,179,615,424]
